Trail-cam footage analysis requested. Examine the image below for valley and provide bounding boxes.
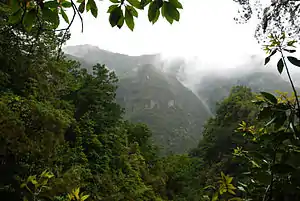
[64,44,297,154]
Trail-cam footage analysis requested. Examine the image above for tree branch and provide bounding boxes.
[279,47,300,120]
[56,2,77,61]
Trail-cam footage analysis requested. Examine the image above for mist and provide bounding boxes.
[65,0,300,90]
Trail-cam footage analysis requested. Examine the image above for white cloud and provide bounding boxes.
[66,0,264,64]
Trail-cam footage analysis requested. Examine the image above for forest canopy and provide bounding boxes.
[3,0,300,201]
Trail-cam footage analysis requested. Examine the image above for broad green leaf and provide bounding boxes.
[78,1,85,13]
[44,1,59,8]
[164,2,179,21]
[277,58,284,74]
[127,5,138,17]
[109,6,122,27]
[86,1,91,12]
[110,0,120,3]
[91,6,98,17]
[169,0,183,9]
[61,9,69,23]
[152,6,160,23]
[162,2,174,24]
[23,9,37,31]
[61,1,72,8]
[127,0,141,8]
[8,9,22,24]
[264,56,270,65]
[107,5,118,13]
[260,91,277,104]
[10,0,21,12]
[125,7,134,31]
[271,164,295,174]
[88,0,98,17]
[42,8,59,28]
[117,10,124,28]
[148,1,159,23]
[287,56,300,67]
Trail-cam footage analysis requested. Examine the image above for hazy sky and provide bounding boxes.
[66,0,265,65]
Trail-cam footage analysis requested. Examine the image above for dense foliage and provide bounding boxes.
[4,0,300,200]
[0,8,170,200]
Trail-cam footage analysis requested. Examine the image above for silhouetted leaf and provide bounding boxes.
[260,92,277,104]
[277,58,284,74]
[78,1,85,13]
[109,6,122,27]
[283,49,296,53]
[264,56,270,65]
[116,11,124,28]
[88,0,98,17]
[287,56,300,67]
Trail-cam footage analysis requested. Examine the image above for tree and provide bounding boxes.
[234,0,300,43]
[3,0,183,33]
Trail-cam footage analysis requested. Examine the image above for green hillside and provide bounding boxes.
[116,64,211,154]
[196,71,298,113]
[64,45,211,154]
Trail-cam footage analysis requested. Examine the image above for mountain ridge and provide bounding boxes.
[64,44,299,154]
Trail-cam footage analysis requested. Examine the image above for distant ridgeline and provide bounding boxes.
[64,45,298,154]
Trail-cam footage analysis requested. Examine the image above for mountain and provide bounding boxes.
[64,45,299,154]
[196,70,299,113]
[64,45,211,154]
[64,45,160,77]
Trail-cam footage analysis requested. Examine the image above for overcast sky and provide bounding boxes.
[66,0,266,65]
